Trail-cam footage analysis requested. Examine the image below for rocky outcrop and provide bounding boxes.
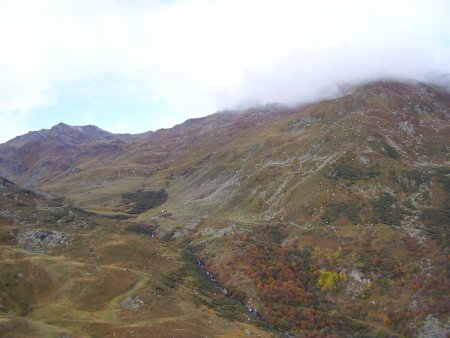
[18,230,71,252]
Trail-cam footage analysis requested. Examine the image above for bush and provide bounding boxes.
[126,223,157,237]
[317,270,348,290]
[390,170,430,192]
[382,144,400,159]
[372,193,403,226]
[321,203,361,224]
[437,175,450,193]
[332,163,363,180]
[421,208,450,246]
[123,189,168,214]
[420,173,450,246]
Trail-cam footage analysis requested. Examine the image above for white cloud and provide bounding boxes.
[0,0,449,142]
[0,110,30,143]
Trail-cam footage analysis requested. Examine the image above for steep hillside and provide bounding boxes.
[0,80,449,337]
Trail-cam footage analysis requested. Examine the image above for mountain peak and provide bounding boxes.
[54,122,70,128]
[50,122,110,135]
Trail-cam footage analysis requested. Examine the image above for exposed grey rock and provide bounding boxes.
[18,230,71,249]
[345,269,371,299]
[172,218,202,239]
[398,121,415,135]
[289,115,320,129]
[418,315,450,338]
[121,296,144,310]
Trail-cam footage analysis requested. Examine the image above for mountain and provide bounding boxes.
[0,122,128,187]
[0,80,449,337]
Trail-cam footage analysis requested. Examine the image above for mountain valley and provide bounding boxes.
[0,80,449,337]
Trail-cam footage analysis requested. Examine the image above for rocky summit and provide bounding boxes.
[0,80,449,337]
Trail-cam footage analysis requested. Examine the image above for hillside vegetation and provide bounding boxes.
[0,81,449,337]
[0,177,269,337]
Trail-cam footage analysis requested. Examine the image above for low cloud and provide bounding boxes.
[0,0,449,141]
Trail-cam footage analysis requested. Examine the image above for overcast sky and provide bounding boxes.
[0,0,449,142]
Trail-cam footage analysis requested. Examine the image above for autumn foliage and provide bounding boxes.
[240,244,337,335]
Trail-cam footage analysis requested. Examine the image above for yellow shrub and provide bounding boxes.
[318,270,348,290]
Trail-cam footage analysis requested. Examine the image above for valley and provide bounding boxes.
[0,80,449,337]
[0,177,269,337]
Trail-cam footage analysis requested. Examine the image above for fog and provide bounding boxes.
[0,0,449,141]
